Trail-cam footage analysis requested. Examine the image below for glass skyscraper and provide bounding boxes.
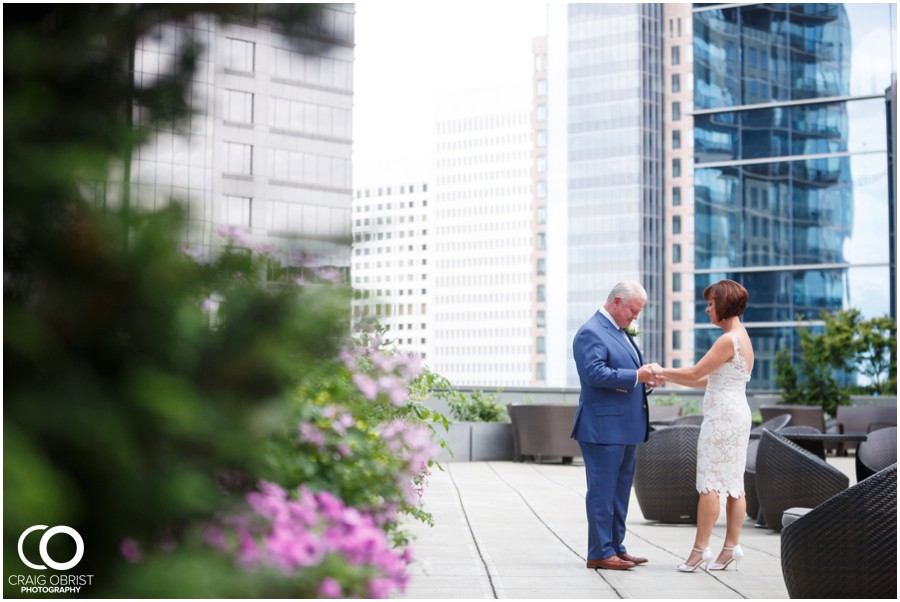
[692,3,895,388]
[547,4,665,387]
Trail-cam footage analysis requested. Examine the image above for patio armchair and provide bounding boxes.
[633,425,700,524]
[830,404,898,455]
[507,403,581,463]
[744,415,791,520]
[780,464,897,599]
[855,426,897,482]
[670,414,703,426]
[755,429,848,531]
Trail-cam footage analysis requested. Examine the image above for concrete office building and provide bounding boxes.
[431,83,534,387]
[126,5,355,274]
[351,182,432,360]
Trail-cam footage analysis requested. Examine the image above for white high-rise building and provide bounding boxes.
[128,5,355,273]
[351,182,432,359]
[431,83,534,386]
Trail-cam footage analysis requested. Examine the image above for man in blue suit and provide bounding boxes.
[572,280,660,570]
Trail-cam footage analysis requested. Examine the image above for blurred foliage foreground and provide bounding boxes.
[4,4,448,598]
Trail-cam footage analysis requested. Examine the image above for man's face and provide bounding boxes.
[608,295,645,330]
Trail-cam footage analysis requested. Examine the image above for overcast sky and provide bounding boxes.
[351,1,549,187]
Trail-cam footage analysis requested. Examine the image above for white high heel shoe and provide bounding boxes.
[676,547,712,572]
[708,545,744,571]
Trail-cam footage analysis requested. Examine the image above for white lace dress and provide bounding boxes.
[696,333,752,497]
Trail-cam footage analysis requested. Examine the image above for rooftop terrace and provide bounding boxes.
[399,456,857,599]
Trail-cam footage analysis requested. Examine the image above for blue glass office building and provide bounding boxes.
[692,3,895,388]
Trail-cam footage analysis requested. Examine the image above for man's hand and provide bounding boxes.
[638,364,664,387]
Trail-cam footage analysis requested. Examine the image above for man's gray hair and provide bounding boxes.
[606,280,648,304]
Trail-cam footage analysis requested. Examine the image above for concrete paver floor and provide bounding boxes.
[399,457,856,599]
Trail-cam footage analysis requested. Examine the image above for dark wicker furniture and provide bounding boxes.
[856,426,897,482]
[507,404,581,463]
[755,430,848,531]
[759,404,825,429]
[831,404,897,454]
[633,425,700,523]
[781,464,897,599]
[670,414,704,426]
[743,416,791,520]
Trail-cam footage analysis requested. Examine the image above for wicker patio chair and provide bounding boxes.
[670,414,703,426]
[744,416,791,520]
[856,426,897,482]
[780,464,897,599]
[755,429,848,531]
[750,413,791,435]
[777,425,826,459]
[831,405,898,455]
[507,403,581,463]
[759,405,825,431]
[633,425,700,524]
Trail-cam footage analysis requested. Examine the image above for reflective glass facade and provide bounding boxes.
[558,3,665,386]
[693,3,895,389]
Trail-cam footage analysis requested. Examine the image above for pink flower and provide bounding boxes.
[120,538,143,563]
[319,578,343,598]
[352,374,378,400]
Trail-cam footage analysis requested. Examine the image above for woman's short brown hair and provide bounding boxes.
[703,279,748,319]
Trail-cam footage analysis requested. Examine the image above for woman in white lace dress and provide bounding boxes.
[648,279,753,573]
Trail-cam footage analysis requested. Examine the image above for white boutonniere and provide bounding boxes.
[625,325,640,337]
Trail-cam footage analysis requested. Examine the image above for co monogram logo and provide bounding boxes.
[17,525,85,570]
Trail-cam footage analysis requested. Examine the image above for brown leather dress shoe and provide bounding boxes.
[586,556,636,570]
[617,553,648,565]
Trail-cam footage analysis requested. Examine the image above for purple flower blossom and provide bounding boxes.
[209,483,410,598]
[319,577,343,598]
[180,244,210,265]
[317,268,342,283]
[298,422,327,448]
[217,224,251,246]
[120,538,143,563]
[352,374,378,400]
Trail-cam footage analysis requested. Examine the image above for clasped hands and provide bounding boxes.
[637,362,666,388]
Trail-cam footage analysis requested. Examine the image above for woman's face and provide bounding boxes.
[706,296,720,325]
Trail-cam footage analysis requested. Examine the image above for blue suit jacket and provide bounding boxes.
[571,311,650,445]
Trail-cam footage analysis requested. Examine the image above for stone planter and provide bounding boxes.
[434,422,514,462]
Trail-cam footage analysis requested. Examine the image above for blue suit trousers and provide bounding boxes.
[578,441,637,561]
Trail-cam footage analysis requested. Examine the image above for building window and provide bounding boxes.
[672,186,682,206]
[223,195,251,227]
[672,129,681,149]
[536,181,547,199]
[536,206,546,224]
[672,101,681,121]
[536,362,546,381]
[536,232,546,250]
[536,310,546,328]
[536,336,546,354]
[536,156,547,173]
[672,330,682,350]
[671,45,680,66]
[536,103,547,122]
[672,158,681,178]
[536,78,547,96]
[225,142,253,175]
[673,301,682,321]
[673,215,682,235]
[224,90,253,123]
[536,257,546,276]
[673,243,682,263]
[673,359,682,368]
[537,130,547,148]
[672,73,681,93]
[537,284,545,302]
[226,38,255,72]
[673,272,682,292]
